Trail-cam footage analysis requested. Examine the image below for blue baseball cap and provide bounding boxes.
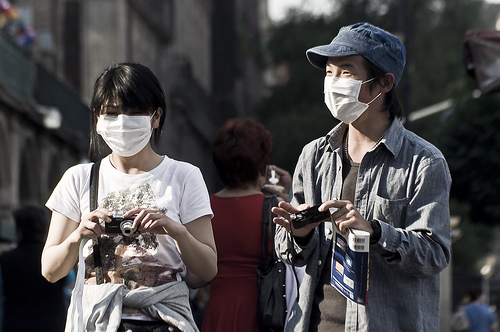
[306,22,406,86]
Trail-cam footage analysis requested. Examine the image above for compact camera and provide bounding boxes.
[105,215,139,236]
[290,205,330,229]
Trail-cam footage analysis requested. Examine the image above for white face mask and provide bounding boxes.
[324,76,381,124]
[96,113,154,157]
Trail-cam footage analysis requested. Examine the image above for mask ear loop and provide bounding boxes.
[367,93,382,105]
[150,109,160,146]
[362,76,383,105]
[362,75,384,85]
[362,76,377,85]
[150,110,158,130]
[150,110,157,120]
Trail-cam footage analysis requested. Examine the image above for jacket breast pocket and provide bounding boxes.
[371,195,409,228]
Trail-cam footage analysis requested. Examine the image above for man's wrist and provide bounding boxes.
[370,220,381,244]
[293,230,314,246]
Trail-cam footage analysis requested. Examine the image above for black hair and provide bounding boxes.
[89,62,167,160]
[364,58,403,121]
[468,285,483,302]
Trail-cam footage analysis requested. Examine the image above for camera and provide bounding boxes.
[290,205,330,229]
[105,215,139,236]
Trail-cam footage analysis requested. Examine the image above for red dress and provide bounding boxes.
[201,194,265,332]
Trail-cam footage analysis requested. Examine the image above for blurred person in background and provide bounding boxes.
[0,205,68,332]
[201,118,291,332]
[463,286,499,332]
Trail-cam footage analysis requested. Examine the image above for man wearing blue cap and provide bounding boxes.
[273,23,452,331]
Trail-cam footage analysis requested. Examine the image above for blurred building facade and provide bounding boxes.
[0,0,271,240]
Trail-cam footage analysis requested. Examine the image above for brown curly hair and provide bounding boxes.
[212,118,272,188]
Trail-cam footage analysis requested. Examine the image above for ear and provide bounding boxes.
[380,73,395,92]
[152,107,163,128]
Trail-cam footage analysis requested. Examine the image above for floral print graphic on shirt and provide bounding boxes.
[84,183,182,289]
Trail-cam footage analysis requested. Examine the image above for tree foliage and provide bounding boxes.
[442,93,500,225]
[253,13,339,172]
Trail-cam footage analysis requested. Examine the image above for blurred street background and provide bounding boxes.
[2,0,500,331]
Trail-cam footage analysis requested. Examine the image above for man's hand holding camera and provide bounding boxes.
[327,200,373,234]
[272,202,324,238]
[272,199,375,237]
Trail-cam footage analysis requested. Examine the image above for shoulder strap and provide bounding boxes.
[261,195,278,259]
[89,160,104,285]
[90,160,101,211]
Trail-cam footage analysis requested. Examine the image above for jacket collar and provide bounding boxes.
[326,119,404,157]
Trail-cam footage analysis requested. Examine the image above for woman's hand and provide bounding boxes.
[42,208,111,283]
[262,165,292,201]
[76,208,112,240]
[122,208,217,282]
[271,165,292,193]
[124,208,184,236]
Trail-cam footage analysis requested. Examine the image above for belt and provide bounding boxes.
[118,319,181,332]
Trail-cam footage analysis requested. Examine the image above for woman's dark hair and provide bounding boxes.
[89,62,166,160]
[364,58,403,121]
[212,118,272,188]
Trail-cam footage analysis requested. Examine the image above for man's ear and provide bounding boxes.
[380,73,395,92]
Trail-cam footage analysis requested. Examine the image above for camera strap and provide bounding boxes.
[90,160,104,285]
[288,224,301,302]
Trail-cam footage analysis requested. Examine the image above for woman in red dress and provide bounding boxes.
[201,118,290,332]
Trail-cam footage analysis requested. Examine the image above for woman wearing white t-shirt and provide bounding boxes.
[41,63,217,332]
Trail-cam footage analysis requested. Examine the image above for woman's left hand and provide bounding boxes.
[124,208,217,282]
[124,208,184,237]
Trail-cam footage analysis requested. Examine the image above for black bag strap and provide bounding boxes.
[261,195,300,302]
[90,160,100,211]
[261,195,279,259]
[90,160,104,284]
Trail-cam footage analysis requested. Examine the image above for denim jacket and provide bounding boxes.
[277,120,452,332]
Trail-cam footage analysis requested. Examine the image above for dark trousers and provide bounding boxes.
[117,319,181,332]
